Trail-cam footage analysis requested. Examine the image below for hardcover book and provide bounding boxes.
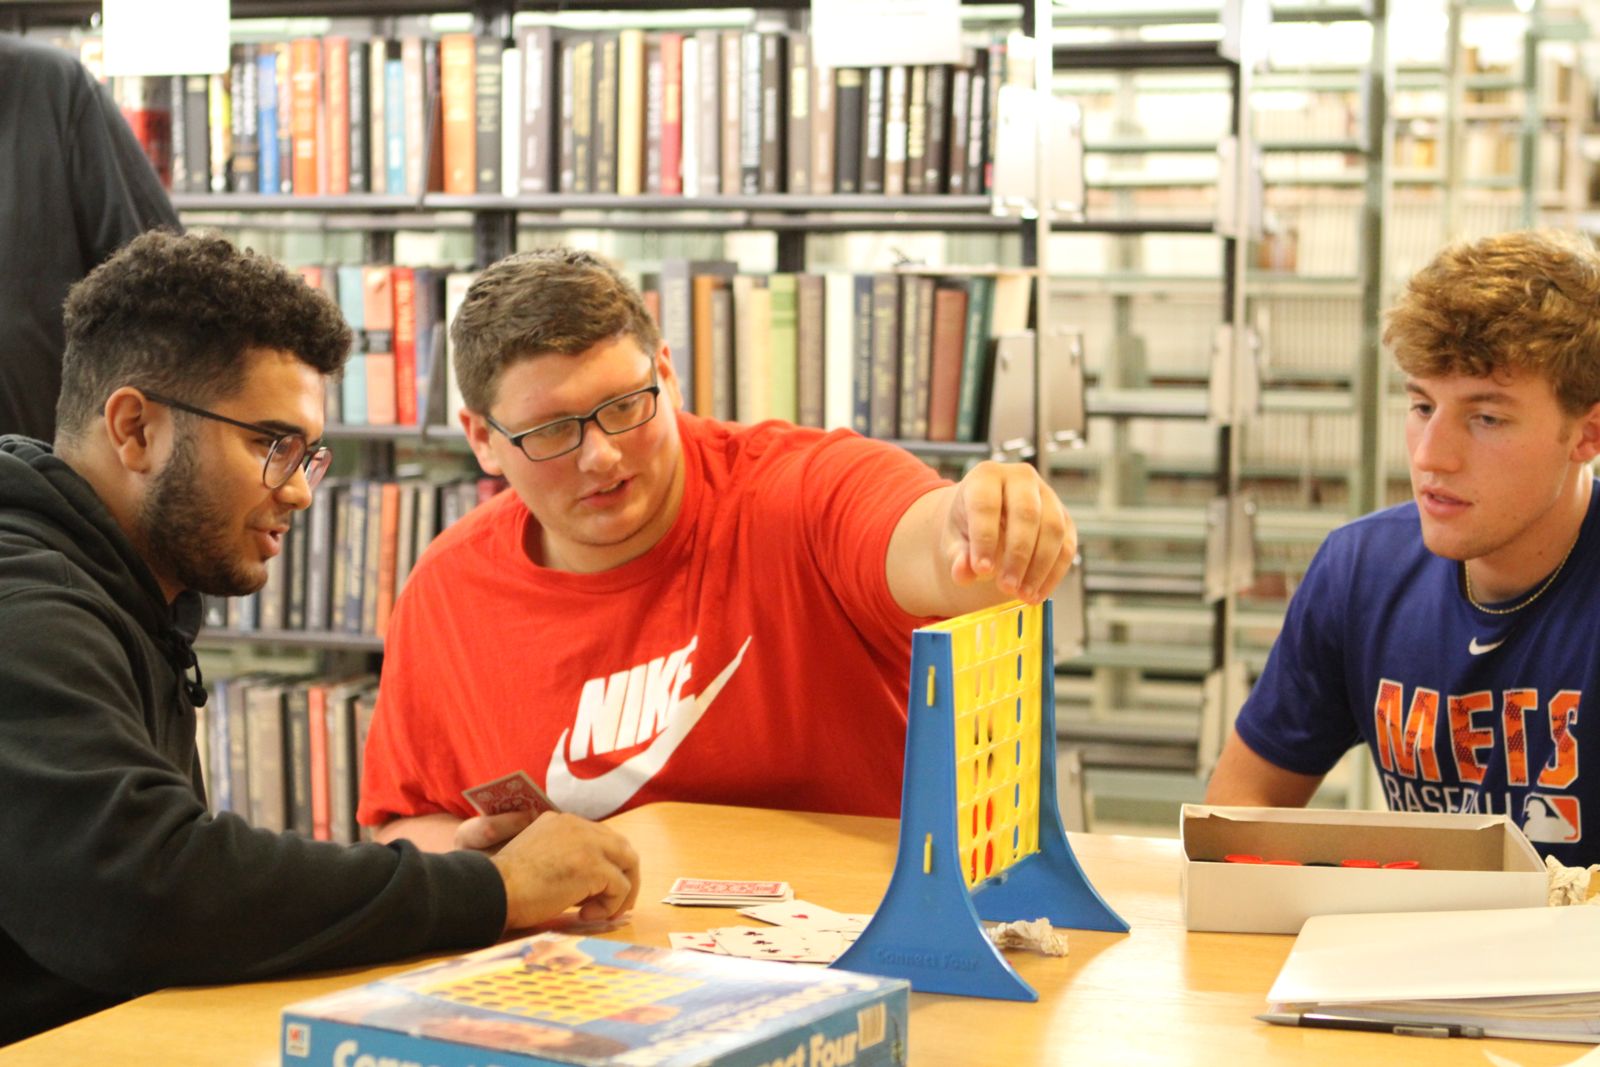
[281,933,909,1067]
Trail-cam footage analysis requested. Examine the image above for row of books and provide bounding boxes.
[294,262,462,428]
[204,475,504,639]
[644,263,1030,442]
[102,28,1015,199]
[195,672,379,843]
[299,254,1030,444]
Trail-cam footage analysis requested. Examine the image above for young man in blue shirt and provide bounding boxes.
[1206,229,1600,866]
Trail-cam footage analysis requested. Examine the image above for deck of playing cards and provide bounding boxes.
[662,877,794,906]
[461,770,560,817]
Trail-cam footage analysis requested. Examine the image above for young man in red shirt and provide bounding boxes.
[361,248,1077,850]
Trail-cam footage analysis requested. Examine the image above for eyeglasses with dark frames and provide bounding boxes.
[484,370,662,462]
[140,390,333,491]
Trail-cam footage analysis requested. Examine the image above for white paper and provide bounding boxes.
[102,0,230,77]
[811,0,961,69]
[1269,906,1600,1005]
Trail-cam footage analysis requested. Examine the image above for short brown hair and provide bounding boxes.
[57,230,351,441]
[449,247,660,414]
[1383,229,1600,415]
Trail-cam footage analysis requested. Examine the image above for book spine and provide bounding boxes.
[570,35,594,193]
[659,32,683,195]
[255,57,279,194]
[520,26,555,194]
[367,36,387,193]
[284,686,313,836]
[905,65,926,195]
[392,267,418,425]
[719,30,742,198]
[440,34,476,194]
[474,36,503,193]
[695,29,722,196]
[182,74,210,193]
[883,64,907,196]
[346,41,369,193]
[833,68,862,194]
[290,39,320,195]
[896,275,921,439]
[402,37,428,196]
[739,32,762,195]
[758,31,785,193]
[383,48,406,197]
[323,37,349,194]
[851,274,873,434]
[923,64,948,194]
[947,64,970,195]
[861,66,885,194]
[795,273,825,428]
[591,32,617,194]
[614,28,644,196]
[786,32,810,195]
[168,74,187,192]
[869,273,900,436]
[229,47,259,193]
[240,47,260,192]
[207,72,230,193]
[966,46,989,194]
[643,35,663,195]
[491,46,516,197]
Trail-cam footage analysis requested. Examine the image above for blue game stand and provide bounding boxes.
[832,599,1128,1001]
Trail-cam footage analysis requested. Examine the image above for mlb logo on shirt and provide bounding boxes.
[284,1021,311,1058]
[1522,793,1581,844]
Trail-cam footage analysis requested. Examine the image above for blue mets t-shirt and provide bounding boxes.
[1236,481,1600,866]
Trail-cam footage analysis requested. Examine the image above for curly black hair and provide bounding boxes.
[55,230,352,442]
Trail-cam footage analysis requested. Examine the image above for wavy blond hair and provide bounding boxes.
[1384,229,1600,415]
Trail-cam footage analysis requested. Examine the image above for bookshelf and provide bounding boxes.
[11,0,1077,840]
[1034,2,1403,826]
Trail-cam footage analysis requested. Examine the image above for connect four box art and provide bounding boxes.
[281,933,909,1067]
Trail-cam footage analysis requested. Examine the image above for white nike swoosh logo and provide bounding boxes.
[546,636,753,819]
[1468,636,1505,656]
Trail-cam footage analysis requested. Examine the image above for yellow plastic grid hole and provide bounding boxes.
[422,963,699,1026]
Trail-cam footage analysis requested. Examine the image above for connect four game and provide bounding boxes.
[833,599,1128,1001]
[282,933,910,1067]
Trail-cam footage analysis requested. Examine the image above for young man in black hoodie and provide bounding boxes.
[0,231,640,1045]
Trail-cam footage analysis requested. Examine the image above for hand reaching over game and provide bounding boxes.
[943,460,1075,605]
[491,812,641,932]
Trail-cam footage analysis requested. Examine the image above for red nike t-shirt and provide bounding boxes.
[358,413,948,825]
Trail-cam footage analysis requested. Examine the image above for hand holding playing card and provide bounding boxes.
[462,771,560,818]
[492,812,641,931]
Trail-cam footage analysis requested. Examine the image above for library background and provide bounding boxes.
[5,0,1592,841]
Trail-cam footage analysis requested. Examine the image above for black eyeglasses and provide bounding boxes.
[484,371,662,462]
[140,390,333,491]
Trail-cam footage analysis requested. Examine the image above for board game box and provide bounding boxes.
[281,933,909,1067]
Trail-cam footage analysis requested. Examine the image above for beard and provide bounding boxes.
[136,434,269,597]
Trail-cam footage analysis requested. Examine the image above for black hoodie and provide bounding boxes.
[0,437,505,1045]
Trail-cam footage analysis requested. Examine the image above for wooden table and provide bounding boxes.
[0,802,1577,1066]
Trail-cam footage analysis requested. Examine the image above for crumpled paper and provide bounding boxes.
[986,918,1069,957]
[1545,855,1600,907]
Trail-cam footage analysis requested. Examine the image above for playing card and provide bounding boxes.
[667,932,728,954]
[662,877,793,906]
[738,900,868,933]
[670,878,789,898]
[709,925,847,964]
[461,770,560,817]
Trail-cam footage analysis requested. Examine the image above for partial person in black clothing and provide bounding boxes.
[0,32,180,443]
[0,231,640,1046]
